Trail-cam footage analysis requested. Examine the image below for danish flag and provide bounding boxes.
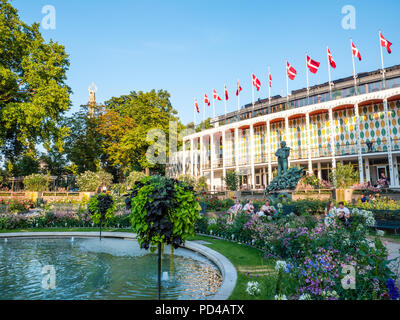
[286,61,297,80]
[268,71,272,87]
[351,40,362,61]
[236,81,242,96]
[204,93,210,106]
[306,55,320,74]
[224,85,229,101]
[213,89,222,101]
[380,32,392,54]
[327,47,336,69]
[194,99,199,113]
[252,74,261,91]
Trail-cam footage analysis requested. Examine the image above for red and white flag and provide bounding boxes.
[252,74,261,91]
[306,55,320,74]
[213,89,222,101]
[380,32,392,54]
[327,47,336,69]
[351,40,362,61]
[268,71,272,87]
[194,99,199,113]
[204,93,210,106]
[236,81,242,96]
[224,85,229,101]
[286,61,297,80]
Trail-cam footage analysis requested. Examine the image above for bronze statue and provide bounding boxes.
[266,141,304,202]
[275,141,290,177]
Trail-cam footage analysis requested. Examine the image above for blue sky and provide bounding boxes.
[11,0,400,125]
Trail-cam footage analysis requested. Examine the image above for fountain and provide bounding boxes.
[162,271,169,281]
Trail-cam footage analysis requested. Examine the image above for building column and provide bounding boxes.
[182,140,186,175]
[393,155,399,187]
[354,103,364,184]
[235,127,239,174]
[210,134,215,192]
[285,116,291,168]
[267,120,272,183]
[222,130,226,189]
[317,162,322,181]
[329,108,337,186]
[365,158,371,184]
[383,98,395,187]
[250,124,255,189]
[199,136,204,177]
[306,113,312,174]
[190,138,194,176]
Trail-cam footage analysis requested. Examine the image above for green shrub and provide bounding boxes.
[23,174,50,191]
[126,170,146,188]
[76,170,113,192]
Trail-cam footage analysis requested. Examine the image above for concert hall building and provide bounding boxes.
[168,65,400,191]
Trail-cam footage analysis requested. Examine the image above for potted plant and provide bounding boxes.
[329,163,359,202]
[88,193,115,239]
[125,175,201,300]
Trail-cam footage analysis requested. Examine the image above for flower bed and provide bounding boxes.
[196,208,400,300]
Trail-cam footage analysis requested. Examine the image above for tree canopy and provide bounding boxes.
[97,89,180,174]
[0,0,71,162]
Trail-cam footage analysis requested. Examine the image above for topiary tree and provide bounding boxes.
[224,171,239,191]
[88,193,115,240]
[125,175,201,299]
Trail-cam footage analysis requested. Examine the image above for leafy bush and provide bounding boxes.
[23,174,50,191]
[88,193,115,225]
[126,170,146,188]
[76,170,113,191]
[329,163,359,188]
[125,175,201,250]
[0,198,33,213]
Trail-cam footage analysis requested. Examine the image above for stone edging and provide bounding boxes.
[0,232,237,300]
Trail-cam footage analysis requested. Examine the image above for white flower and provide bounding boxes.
[275,260,287,272]
[376,230,385,237]
[298,293,311,300]
[246,281,261,296]
[274,294,287,300]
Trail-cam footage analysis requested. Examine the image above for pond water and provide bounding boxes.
[0,237,222,300]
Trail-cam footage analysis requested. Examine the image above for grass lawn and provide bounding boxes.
[188,235,282,300]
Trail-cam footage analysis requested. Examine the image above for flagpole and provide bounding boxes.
[194,98,196,127]
[286,61,289,104]
[224,87,227,124]
[268,66,271,114]
[203,99,205,129]
[379,30,386,89]
[252,74,255,107]
[237,79,240,112]
[212,92,215,119]
[350,38,357,95]
[327,46,332,100]
[306,53,310,98]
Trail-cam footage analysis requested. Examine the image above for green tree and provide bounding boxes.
[224,171,239,191]
[11,154,39,177]
[63,105,104,174]
[0,0,71,162]
[98,90,180,174]
[329,163,359,188]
